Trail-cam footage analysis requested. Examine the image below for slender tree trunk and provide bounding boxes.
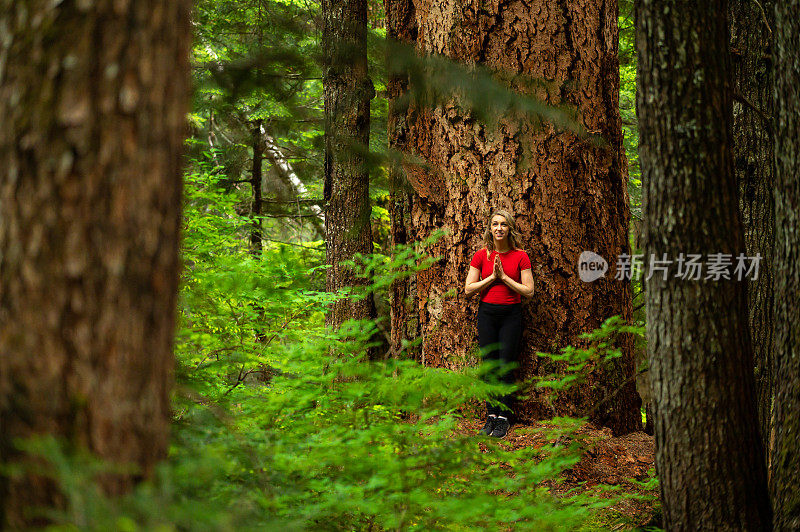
[637,0,772,528]
[322,0,378,341]
[249,121,270,344]
[771,2,800,528]
[386,0,640,433]
[730,0,776,461]
[0,1,191,527]
[251,119,264,255]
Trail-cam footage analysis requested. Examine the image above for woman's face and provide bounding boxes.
[490,215,509,242]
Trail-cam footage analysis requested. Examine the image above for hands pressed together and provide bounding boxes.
[464,251,534,299]
[490,255,507,283]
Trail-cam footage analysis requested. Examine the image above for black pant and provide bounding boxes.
[477,301,522,416]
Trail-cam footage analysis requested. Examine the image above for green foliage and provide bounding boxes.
[190,0,325,241]
[179,158,327,399]
[18,167,651,531]
[23,348,605,530]
[619,0,641,222]
[174,172,609,529]
[535,316,646,396]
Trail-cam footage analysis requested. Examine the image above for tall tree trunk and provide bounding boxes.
[249,121,269,344]
[0,1,191,527]
[772,2,800,528]
[386,0,640,434]
[730,0,776,461]
[251,119,264,255]
[322,0,378,340]
[637,0,772,528]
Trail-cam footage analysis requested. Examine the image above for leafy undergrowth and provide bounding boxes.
[7,166,659,531]
[450,415,661,531]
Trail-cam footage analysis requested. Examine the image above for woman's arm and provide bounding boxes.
[499,267,534,298]
[464,265,496,298]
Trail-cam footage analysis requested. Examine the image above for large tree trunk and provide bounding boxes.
[730,0,776,461]
[322,0,378,339]
[637,0,772,528]
[387,0,420,359]
[386,0,640,434]
[0,1,191,527]
[771,2,800,528]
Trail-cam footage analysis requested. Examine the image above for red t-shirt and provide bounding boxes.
[469,248,532,304]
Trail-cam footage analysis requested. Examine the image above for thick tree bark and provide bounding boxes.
[387,180,418,357]
[730,0,776,460]
[322,0,378,339]
[772,2,800,528]
[387,0,420,358]
[637,0,772,528]
[0,0,190,527]
[387,0,640,434]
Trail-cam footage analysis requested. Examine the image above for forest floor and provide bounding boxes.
[456,418,660,531]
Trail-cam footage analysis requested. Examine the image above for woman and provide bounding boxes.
[464,210,534,438]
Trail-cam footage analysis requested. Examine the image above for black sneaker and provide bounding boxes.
[480,416,496,436]
[490,417,510,438]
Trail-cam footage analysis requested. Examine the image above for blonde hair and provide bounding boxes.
[483,209,520,255]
